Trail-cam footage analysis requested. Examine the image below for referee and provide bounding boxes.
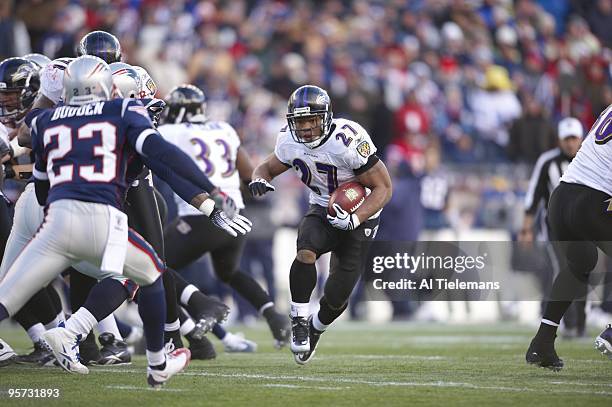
[519,117,584,336]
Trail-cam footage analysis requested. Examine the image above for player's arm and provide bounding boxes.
[249,153,289,196]
[354,160,393,224]
[520,157,549,242]
[28,115,50,205]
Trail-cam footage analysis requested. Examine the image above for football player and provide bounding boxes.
[526,103,612,369]
[0,57,65,365]
[249,85,392,364]
[0,56,247,386]
[159,84,290,348]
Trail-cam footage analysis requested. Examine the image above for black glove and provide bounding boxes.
[248,178,275,197]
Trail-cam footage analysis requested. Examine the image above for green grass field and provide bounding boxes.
[0,322,610,406]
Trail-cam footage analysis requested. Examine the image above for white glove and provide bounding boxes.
[327,203,361,231]
[209,208,252,237]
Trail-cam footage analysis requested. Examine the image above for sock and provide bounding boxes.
[137,277,166,355]
[146,349,166,369]
[64,307,98,337]
[44,312,65,330]
[116,318,132,339]
[534,318,560,342]
[289,259,316,303]
[162,270,180,327]
[212,323,226,340]
[46,285,63,316]
[259,302,274,315]
[227,271,272,310]
[82,278,130,321]
[312,313,329,332]
[180,317,196,336]
[180,284,198,307]
[165,319,180,332]
[14,306,38,331]
[97,314,123,340]
[69,269,97,312]
[290,301,310,318]
[27,323,46,343]
[317,296,347,326]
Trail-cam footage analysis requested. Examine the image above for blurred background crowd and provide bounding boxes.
[1,0,611,323]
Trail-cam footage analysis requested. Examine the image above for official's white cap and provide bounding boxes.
[558,117,583,139]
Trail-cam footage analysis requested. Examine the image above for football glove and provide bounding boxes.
[210,188,237,219]
[327,203,361,231]
[249,178,275,197]
[209,208,252,237]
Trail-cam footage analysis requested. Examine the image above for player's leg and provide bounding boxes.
[296,217,379,365]
[69,269,101,364]
[123,228,190,388]
[527,183,610,369]
[209,233,289,347]
[178,308,216,360]
[290,206,337,353]
[170,267,229,337]
[126,178,183,348]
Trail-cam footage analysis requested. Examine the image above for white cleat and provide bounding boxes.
[594,324,612,360]
[223,332,257,353]
[0,338,17,367]
[147,348,191,389]
[290,316,310,354]
[42,328,89,374]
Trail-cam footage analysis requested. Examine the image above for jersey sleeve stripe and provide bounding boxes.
[135,128,156,155]
[354,154,380,175]
[33,167,48,180]
[121,98,131,118]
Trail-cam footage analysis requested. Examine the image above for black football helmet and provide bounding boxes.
[163,84,206,124]
[0,57,40,125]
[286,85,333,148]
[77,31,122,64]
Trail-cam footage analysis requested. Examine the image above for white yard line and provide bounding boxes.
[105,385,186,393]
[262,384,349,390]
[93,368,612,396]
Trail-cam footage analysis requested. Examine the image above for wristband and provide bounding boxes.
[198,199,215,216]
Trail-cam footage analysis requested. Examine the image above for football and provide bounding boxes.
[328,181,367,215]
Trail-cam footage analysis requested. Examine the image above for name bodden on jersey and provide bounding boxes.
[50,102,104,121]
[561,104,612,196]
[274,117,377,207]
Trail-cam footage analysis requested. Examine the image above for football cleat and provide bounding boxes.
[186,333,216,360]
[147,348,191,389]
[189,294,230,340]
[97,333,131,365]
[78,332,101,366]
[294,317,323,365]
[264,309,291,349]
[525,337,564,371]
[42,328,89,374]
[0,338,17,367]
[14,339,53,364]
[223,332,257,353]
[164,330,184,350]
[290,316,310,354]
[594,324,612,360]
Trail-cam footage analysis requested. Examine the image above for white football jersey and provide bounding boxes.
[39,57,72,105]
[274,117,378,208]
[561,104,612,196]
[158,119,244,217]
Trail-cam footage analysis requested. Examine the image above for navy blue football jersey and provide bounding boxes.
[28,98,155,209]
